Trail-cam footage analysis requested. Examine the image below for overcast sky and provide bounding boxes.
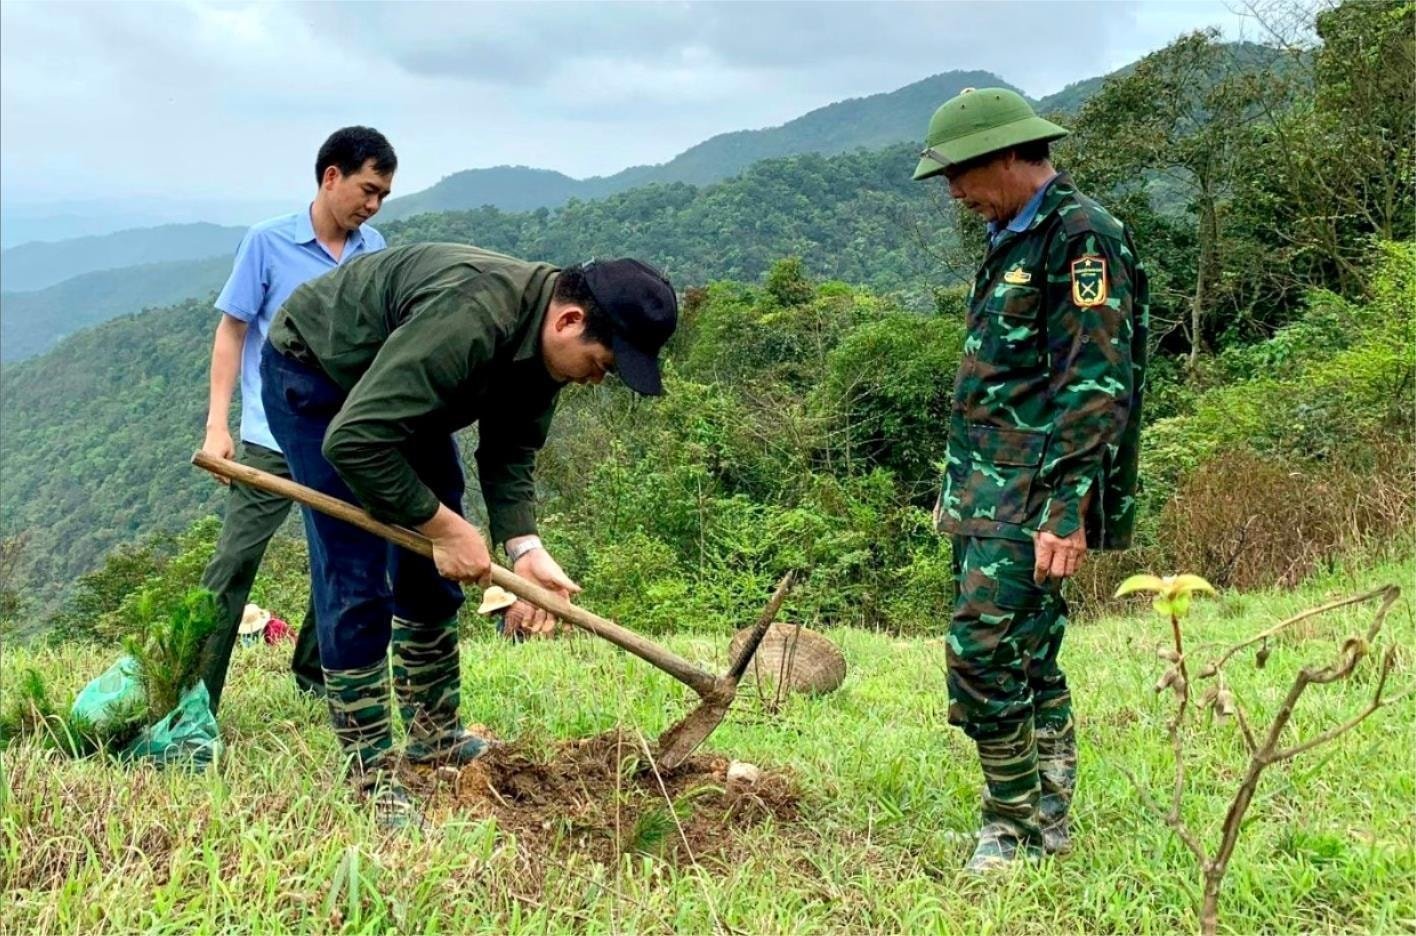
[1,0,1258,207]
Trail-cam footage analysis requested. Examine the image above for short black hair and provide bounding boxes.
[1012,140,1051,165]
[553,265,615,346]
[315,126,397,184]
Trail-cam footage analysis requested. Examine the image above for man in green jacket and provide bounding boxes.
[260,244,678,822]
[913,89,1148,870]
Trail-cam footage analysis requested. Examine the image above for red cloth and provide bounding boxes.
[263,617,294,644]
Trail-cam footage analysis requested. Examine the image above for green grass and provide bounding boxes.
[3,556,1414,933]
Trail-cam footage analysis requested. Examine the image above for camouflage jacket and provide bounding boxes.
[936,173,1148,550]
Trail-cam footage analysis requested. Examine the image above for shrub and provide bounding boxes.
[1157,442,1415,591]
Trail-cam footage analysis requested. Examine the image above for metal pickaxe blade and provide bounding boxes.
[191,452,793,763]
[656,568,795,769]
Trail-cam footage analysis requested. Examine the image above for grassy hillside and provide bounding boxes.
[2,555,1411,931]
[0,256,229,363]
[0,222,243,293]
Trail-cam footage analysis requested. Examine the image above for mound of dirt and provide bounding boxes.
[403,730,800,869]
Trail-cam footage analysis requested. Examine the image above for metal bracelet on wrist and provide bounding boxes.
[506,536,544,566]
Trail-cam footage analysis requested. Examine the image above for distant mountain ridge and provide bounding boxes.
[1,222,244,293]
[0,46,1285,365]
[0,256,230,363]
[379,70,1019,221]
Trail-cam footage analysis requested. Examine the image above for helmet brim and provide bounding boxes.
[913,116,1070,181]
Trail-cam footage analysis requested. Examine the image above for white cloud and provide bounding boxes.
[1,0,1255,206]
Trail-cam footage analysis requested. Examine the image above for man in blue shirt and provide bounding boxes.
[195,126,396,714]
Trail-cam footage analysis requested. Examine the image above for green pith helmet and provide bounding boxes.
[912,87,1069,181]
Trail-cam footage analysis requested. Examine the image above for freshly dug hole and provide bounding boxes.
[404,729,801,869]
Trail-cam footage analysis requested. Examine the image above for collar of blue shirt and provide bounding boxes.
[987,172,1059,245]
[294,203,365,250]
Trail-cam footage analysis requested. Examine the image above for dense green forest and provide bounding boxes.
[386,144,940,296]
[0,222,242,293]
[1,3,1411,638]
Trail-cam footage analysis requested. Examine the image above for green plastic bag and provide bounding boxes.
[121,682,222,769]
[71,657,221,769]
[71,655,144,732]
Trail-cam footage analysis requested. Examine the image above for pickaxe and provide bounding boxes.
[192,451,795,768]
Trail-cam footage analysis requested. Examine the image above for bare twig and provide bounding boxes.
[1230,701,1259,756]
[1130,582,1407,936]
[1268,650,1409,763]
[1205,585,1398,674]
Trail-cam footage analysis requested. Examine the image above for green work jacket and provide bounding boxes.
[269,243,560,543]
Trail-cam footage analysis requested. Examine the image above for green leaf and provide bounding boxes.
[1171,574,1216,596]
[1116,574,1166,597]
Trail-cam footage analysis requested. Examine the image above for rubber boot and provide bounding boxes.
[324,658,420,829]
[1037,713,1077,855]
[392,616,489,766]
[966,719,1044,873]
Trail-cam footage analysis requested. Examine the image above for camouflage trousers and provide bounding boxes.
[948,536,1077,842]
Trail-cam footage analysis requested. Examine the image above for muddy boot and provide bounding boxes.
[392,616,489,766]
[325,658,421,830]
[1037,713,1077,856]
[966,720,1043,873]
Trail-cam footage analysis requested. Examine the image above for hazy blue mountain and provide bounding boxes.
[374,166,588,222]
[1,222,244,293]
[0,197,291,249]
[1,255,230,362]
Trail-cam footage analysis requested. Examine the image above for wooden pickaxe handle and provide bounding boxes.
[192,451,721,698]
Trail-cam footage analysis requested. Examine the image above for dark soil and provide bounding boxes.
[403,729,800,869]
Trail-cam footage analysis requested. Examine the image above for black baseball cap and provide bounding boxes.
[582,258,678,396]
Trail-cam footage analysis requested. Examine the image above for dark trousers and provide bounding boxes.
[260,345,465,671]
[196,442,324,713]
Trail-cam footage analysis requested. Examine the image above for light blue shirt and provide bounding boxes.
[988,172,1059,246]
[215,206,385,451]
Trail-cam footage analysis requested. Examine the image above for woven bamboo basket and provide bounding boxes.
[728,622,846,696]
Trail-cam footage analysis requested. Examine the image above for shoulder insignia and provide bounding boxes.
[1002,267,1032,285]
[1070,255,1108,307]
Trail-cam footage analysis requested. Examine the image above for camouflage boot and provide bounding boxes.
[1036,712,1077,856]
[324,658,420,830]
[392,616,488,766]
[967,719,1044,873]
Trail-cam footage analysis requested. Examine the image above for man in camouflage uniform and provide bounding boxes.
[913,88,1148,871]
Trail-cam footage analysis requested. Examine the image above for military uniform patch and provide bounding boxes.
[1003,267,1032,285]
[1070,255,1107,307]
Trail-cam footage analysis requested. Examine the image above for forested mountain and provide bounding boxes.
[378,70,1013,221]
[384,143,943,295]
[0,256,230,362]
[0,222,243,293]
[2,48,1274,358]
